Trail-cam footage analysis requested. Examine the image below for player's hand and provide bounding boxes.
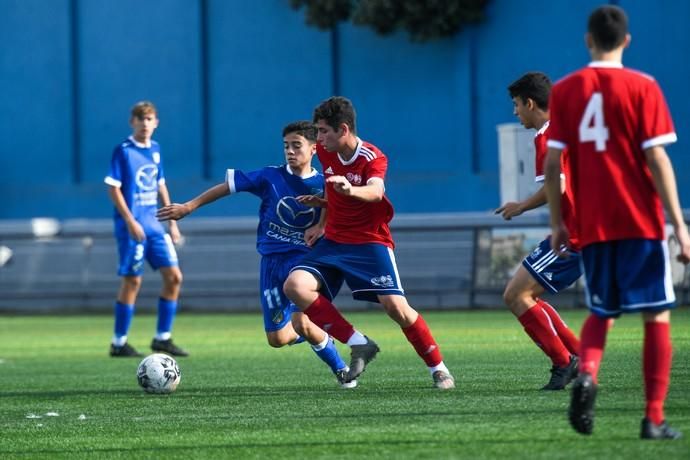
[674,224,690,264]
[304,224,324,247]
[296,195,327,208]
[157,203,191,222]
[127,221,146,242]
[550,223,570,258]
[326,176,352,195]
[495,202,524,220]
[168,219,183,244]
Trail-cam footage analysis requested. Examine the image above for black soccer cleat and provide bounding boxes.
[151,338,189,357]
[568,372,597,435]
[542,355,579,390]
[345,336,380,382]
[640,418,683,440]
[109,342,143,357]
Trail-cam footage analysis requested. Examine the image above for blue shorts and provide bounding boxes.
[259,251,305,332]
[581,239,676,318]
[116,232,178,276]
[291,238,405,303]
[522,237,582,293]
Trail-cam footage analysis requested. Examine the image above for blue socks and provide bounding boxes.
[156,297,178,339]
[312,335,347,373]
[113,301,134,343]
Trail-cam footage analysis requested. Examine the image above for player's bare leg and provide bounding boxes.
[504,266,577,390]
[151,266,188,356]
[379,294,454,390]
[110,275,143,357]
[284,270,374,383]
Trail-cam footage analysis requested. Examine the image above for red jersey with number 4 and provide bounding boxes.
[534,122,580,249]
[547,61,677,247]
[317,139,395,248]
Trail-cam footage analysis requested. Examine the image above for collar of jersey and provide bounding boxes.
[588,60,623,69]
[285,164,318,179]
[128,135,152,148]
[337,137,362,166]
[535,120,550,137]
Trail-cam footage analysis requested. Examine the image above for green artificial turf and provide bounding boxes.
[0,309,688,459]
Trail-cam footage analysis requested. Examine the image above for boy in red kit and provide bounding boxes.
[545,5,690,439]
[283,96,455,389]
[497,72,580,390]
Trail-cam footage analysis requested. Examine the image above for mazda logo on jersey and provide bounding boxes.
[276,196,317,229]
[135,165,159,191]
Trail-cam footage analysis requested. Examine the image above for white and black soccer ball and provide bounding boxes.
[136,353,181,394]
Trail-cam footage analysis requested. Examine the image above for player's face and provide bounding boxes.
[315,119,344,152]
[512,97,535,129]
[130,112,159,143]
[283,133,315,170]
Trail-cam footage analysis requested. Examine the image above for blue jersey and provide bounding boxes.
[226,165,324,256]
[104,136,166,236]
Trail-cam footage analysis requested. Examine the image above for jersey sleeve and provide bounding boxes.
[365,155,388,183]
[104,146,125,187]
[640,81,677,149]
[546,82,569,151]
[225,168,265,196]
[534,133,547,182]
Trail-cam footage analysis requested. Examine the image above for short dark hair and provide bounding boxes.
[130,100,157,119]
[588,5,628,52]
[507,72,552,111]
[313,96,356,133]
[282,121,317,142]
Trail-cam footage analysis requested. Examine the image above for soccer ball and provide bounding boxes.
[136,353,181,394]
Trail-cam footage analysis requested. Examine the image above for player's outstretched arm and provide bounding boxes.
[544,147,569,256]
[157,183,230,221]
[645,145,690,264]
[158,182,182,243]
[326,176,384,202]
[296,195,327,208]
[495,186,547,220]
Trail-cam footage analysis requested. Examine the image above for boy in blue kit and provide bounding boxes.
[157,121,355,388]
[105,101,188,358]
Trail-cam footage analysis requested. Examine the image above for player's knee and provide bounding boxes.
[502,285,517,308]
[283,274,301,300]
[164,270,183,287]
[123,276,142,291]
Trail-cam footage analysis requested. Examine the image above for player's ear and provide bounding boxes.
[584,32,593,50]
[623,33,631,49]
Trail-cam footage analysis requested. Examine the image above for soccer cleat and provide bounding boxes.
[151,338,189,357]
[640,418,682,440]
[345,336,380,382]
[568,372,597,435]
[542,355,579,390]
[335,367,357,389]
[432,370,456,390]
[109,342,143,357]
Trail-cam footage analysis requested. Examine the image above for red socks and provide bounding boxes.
[644,322,672,425]
[303,294,355,344]
[402,315,443,367]
[518,305,571,367]
[578,313,609,382]
[538,299,580,356]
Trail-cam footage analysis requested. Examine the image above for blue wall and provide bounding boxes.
[1,0,688,219]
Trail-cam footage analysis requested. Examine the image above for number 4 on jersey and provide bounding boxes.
[579,92,609,152]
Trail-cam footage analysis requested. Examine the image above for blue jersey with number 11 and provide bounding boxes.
[226,165,323,256]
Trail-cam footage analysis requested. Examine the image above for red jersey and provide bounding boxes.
[547,62,677,246]
[317,139,395,248]
[534,122,580,249]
